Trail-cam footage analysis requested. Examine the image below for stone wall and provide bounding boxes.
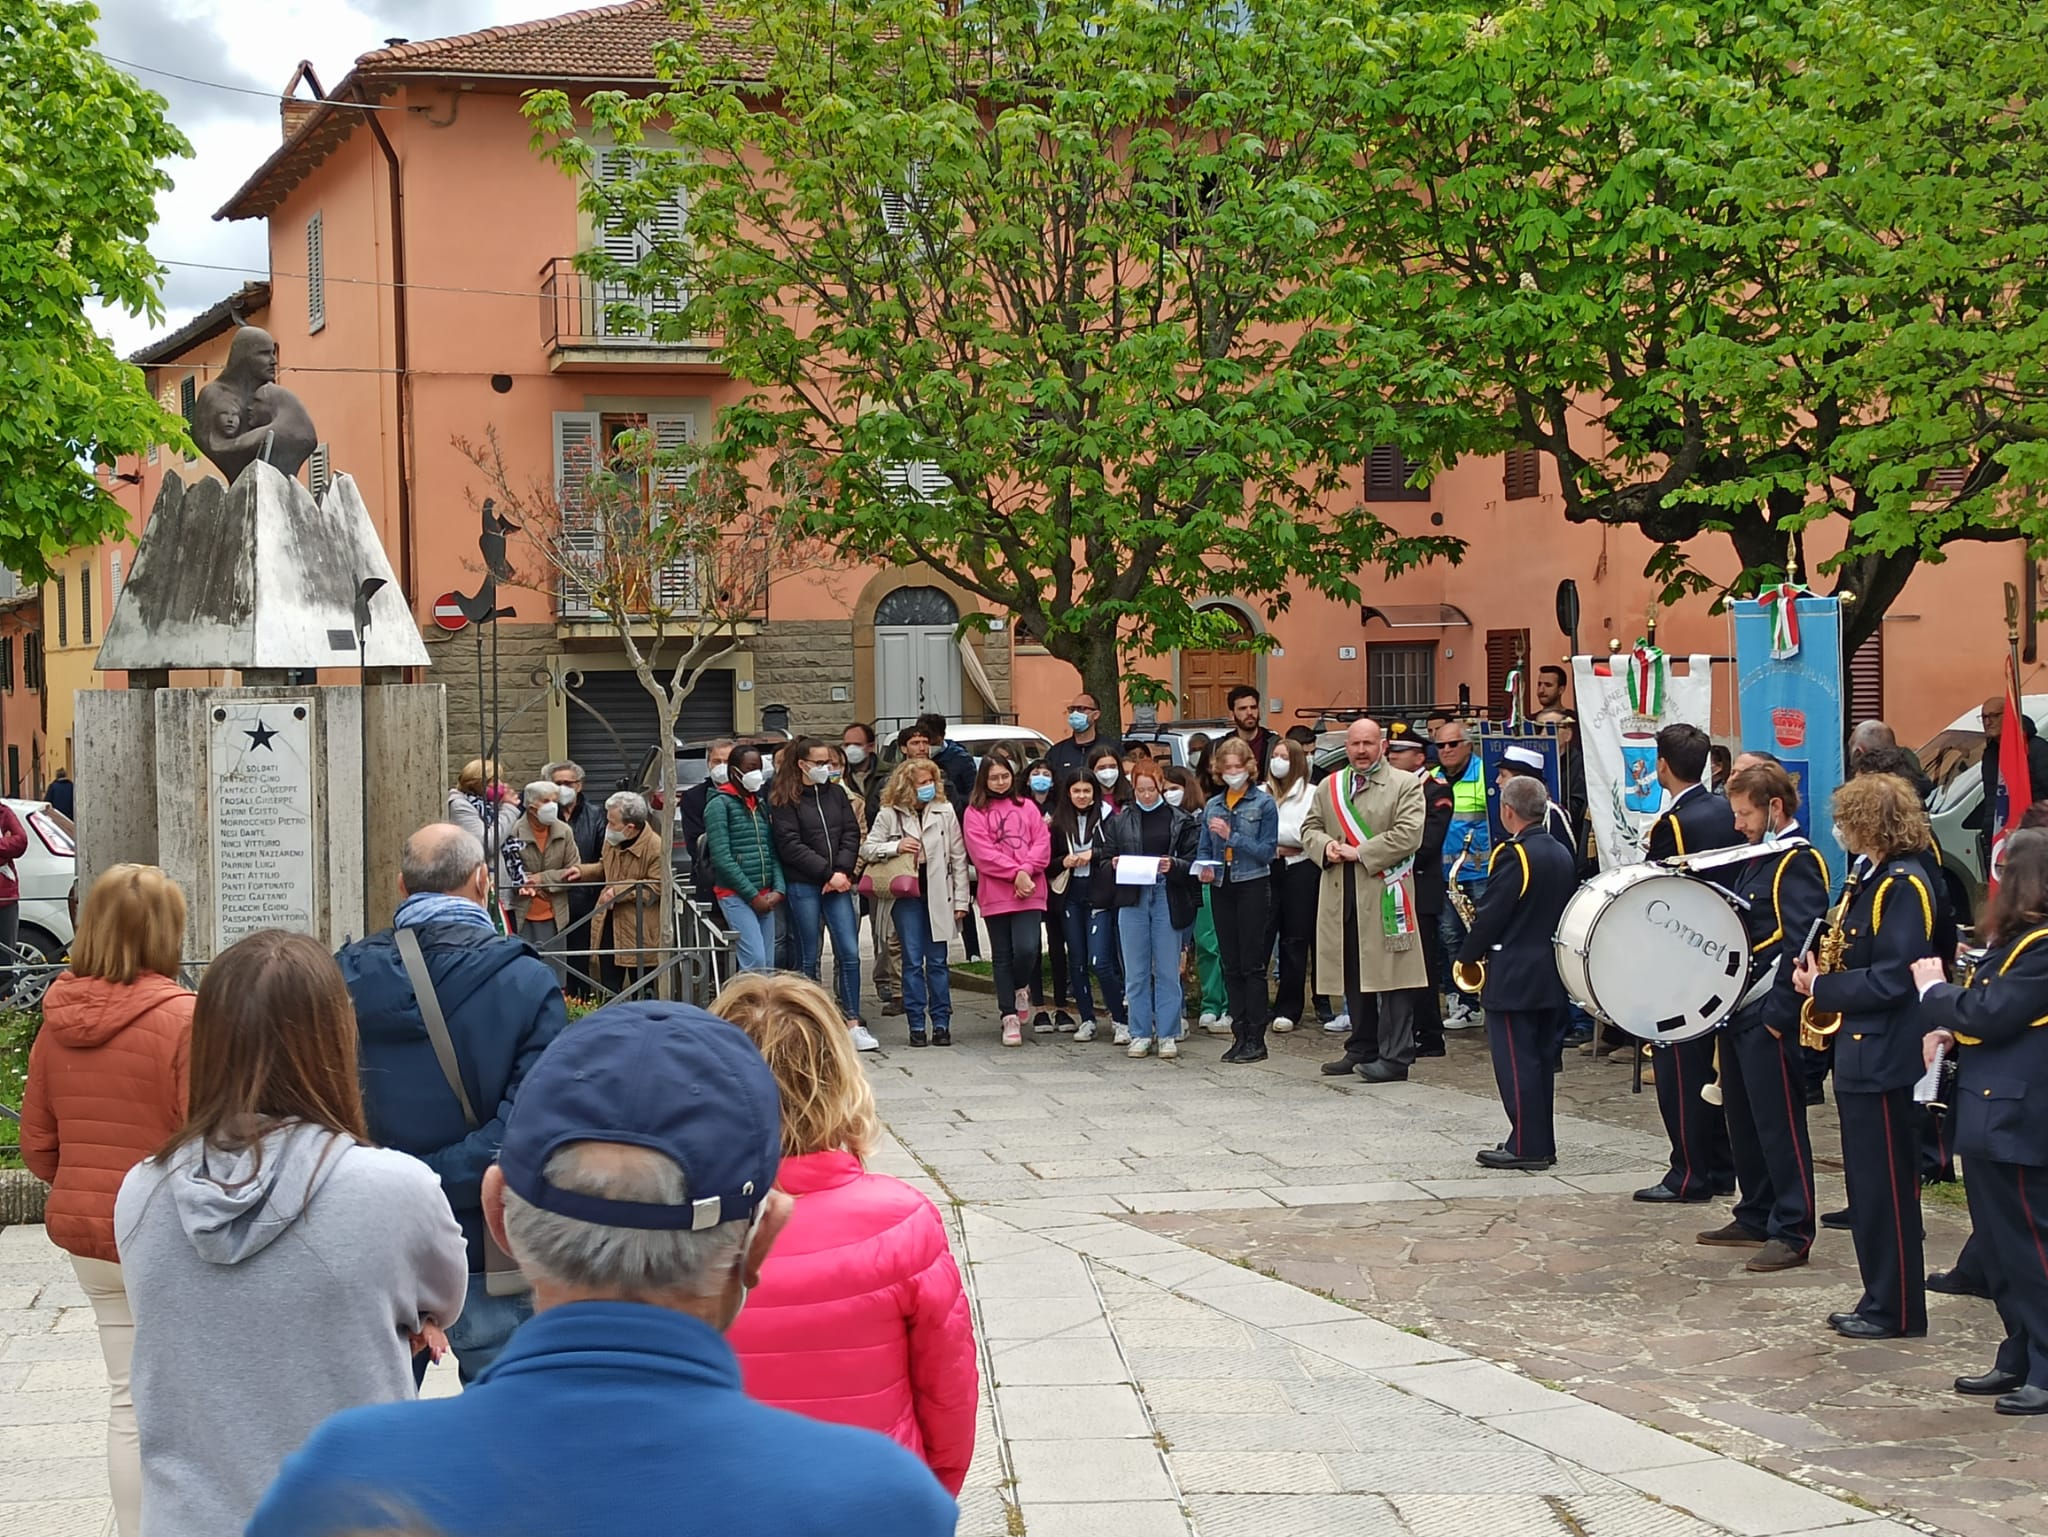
[427,621,558,786]
[750,619,857,736]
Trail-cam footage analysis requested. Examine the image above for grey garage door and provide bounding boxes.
[566,667,736,792]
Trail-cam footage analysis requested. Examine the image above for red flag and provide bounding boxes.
[1991,656,2032,896]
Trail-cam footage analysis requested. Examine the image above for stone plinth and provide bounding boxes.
[94,463,429,673]
[74,683,446,958]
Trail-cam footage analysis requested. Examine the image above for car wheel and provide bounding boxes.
[13,927,64,965]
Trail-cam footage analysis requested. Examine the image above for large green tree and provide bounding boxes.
[528,0,1461,730]
[0,0,189,581]
[1357,0,2048,654]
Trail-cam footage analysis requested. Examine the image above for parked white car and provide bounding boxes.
[5,800,75,963]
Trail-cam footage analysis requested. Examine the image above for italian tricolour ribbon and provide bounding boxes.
[1755,583,1808,660]
[1625,639,1668,717]
[1327,767,1418,950]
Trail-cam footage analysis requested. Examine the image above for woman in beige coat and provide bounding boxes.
[513,781,582,985]
[861,759,969,1047]
[569,789,667,995]
[1300,719,1428,1080]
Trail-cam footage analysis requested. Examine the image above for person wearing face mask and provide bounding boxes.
[839,726,901,1016]
[1020,760,1076,1031]
[1087,746,1130,812]
[1196,738,1280,1064]
[1169,762,1232,1039]
[862,760,970,1047]
[564,791,670,996]
[1382,727,1450,1058]
[1055,772,1126,1043]
[963,756,1053,1047]
[1265,739,1321,1037]
[1701,763,1830,1274]
[512,782,582,987]
[704,746,787,975]
[767,738,875,1050]
[1106,760,1201,1059]
[447,757,525,915]
[1046,694,1121,783]
[545,760,607,996]
[681,740,739,917]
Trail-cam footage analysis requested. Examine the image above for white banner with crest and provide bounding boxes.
[1572,652,1715,871]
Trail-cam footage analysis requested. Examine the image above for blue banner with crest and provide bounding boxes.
[1733,595,1846,888]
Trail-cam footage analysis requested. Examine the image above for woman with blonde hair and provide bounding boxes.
[715,972,978,1492]
[20,865,195,1536]
[1794,773,1943,1341]
[447,756,523,904]
[116,930,467,1537]
[862,757,969,1046]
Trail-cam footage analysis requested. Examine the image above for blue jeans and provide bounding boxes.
[717,894,782,973]
[1062,899,1125,1023]
[1439,876,1486,996]
[892,895,952,1032]
[785,883,862,1020]
[411,1271,534,1389]
[1118,885,1187,1041]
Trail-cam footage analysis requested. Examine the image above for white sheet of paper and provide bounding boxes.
[1912,1043,1947,1105]
[1114,854,1161,886]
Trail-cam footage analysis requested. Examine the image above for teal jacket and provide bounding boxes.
[705,785,786,901]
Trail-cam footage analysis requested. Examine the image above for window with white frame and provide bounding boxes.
[307,211,326,333]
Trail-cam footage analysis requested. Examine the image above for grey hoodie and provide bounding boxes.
[115,1122,467,1537]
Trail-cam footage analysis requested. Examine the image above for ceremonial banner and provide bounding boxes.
[1478,726,1562,849]
[1572,652,1715,870]
[1733,595,1845,886]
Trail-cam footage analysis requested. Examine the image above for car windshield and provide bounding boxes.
[28,808,75,856]
[1922,729,1986,813]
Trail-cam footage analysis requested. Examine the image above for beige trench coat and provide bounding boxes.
[861,800,971,944]
[1300,760,1428,994]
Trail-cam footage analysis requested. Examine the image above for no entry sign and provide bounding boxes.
[432,594,469,631]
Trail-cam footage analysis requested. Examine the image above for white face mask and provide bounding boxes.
[554,784,577,808]
[1094,767,1120,788]
[535,802,559,826]
[740,768,769,794]
[843,743,867,766]
[1268,755,1291,778]
[806,764,833,785]
[604,827,632,846]
[1222,770,1249,790]
[1164,787,1185,807]
[709,762,730,785]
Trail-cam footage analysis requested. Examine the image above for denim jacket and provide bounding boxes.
[1196,785,1278,882]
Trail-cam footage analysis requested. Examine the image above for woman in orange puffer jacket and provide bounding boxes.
[713,972,978,1495]
[20,865,194,1537]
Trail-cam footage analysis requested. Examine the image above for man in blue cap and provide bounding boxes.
[248,1002,958,1537]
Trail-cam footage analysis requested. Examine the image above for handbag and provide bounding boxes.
[395,927,531,1297]
[858,810,922,897]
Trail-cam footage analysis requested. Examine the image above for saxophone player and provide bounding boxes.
[1914,828,2048,1415]
[1459,776,1576,1170]
[1702,763,1830,1273]
[1793,774,1941,1340]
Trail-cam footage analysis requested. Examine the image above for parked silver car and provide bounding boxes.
[1922,694,2048,925]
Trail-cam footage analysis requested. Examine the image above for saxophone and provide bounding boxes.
[1447,850,1485,994]
[1798,864,1866,1050]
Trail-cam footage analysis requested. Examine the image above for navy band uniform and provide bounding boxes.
[1459,825,1576,1165]
[1643,783,1743,1200]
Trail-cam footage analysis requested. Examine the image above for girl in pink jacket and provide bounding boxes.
[714,972,979,1495]
[963,756,1054,1046]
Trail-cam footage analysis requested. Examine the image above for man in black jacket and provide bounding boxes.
[546,759,607,995]
[1388,727,1451,1058]
[1976,695,2048,865]
[1637,723,1743,1204]
[336,823,568,1384]
[1461,776,1578,1169]
[678,740,735,913]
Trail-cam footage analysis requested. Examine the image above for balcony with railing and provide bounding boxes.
[556,550,703,625]
[539,257,722,371]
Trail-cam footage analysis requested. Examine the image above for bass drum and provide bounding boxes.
[1553,864,1748,1043]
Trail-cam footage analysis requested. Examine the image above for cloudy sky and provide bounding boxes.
[93,0,549,355]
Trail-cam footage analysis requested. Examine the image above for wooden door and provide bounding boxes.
[1181,610,1257,719]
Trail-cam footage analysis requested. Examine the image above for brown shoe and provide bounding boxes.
[1745,1238,1810,1272]
[1696,1222,1767,1247]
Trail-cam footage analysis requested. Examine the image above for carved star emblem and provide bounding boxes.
[245,719,279,752]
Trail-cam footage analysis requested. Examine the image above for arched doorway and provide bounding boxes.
[874,585,962,730]
[1180,606,1258,719]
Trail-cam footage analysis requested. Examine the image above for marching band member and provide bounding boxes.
[1637,725,1743,1205]
[1703,763,1829,1272]
[1915,828,2048,1414]
[1793,773,1940,1340]
[1460,776,1576,1169]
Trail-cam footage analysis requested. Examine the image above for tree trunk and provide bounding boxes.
[1833,547,1918,661]
[1076,632,1127,739]
[654,693,680,1001]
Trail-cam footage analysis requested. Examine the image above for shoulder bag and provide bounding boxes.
[858,807,921,897]
[394,926,530,1297]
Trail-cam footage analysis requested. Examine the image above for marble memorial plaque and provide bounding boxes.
[210,701,317,951]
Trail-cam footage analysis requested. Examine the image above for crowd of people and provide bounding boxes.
[19,834,977,1535]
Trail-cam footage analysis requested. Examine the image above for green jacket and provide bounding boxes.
[705,785,785,901]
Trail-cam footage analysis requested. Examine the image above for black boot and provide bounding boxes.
[1221,1018,1244,1063]
[1235,1020,1269,1064]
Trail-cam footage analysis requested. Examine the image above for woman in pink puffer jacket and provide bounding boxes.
[962,755,1053,1047]
[714,972,979,1495]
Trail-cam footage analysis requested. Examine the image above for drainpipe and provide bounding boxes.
[360,90,417,617]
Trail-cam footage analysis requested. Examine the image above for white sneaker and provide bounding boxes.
[1112,1023,1132,1046]
[1322,1013,1350,1034]
[1127,1038,1154,1058]
[1201,1013,1233,1036]
[1158,1038,1179,1059]
[849,1024,881,1052]
[1075,1020,1097,1043]
[1198,1011,1220,1029]
[1443,1002,1480,1029]
[1271,1017,1295,1034]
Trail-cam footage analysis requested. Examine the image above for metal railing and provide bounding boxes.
[540,257,713,352]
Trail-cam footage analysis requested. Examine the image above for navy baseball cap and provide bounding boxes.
[498,1001,782,1232]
